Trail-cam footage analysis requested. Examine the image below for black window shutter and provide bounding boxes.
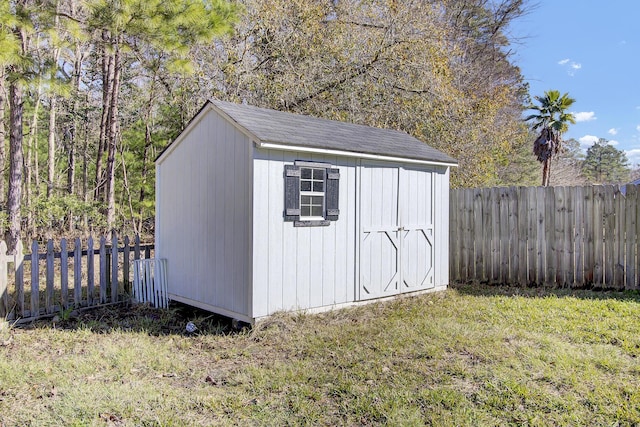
[284,165,300,221]
[325,168,340,221]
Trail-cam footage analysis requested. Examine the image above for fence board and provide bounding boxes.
[626,185,638,289]
[544,187,555,286]
[450,190,460,281]
[0,241,7,318]
[473,188,483,280]
[46,240,55,314]
[490,187,500,283]
[592,186,604,287]
[508,187,519,283]
[583,186,595,285]
[100,237,107,303]
[517,187,528,285]
[636,188,640,289]
[554,187,566,286]
[574,187,585,286]
[15,241,24,317]
[450,185,640,290]
[603,186,615,287]
[565,188,575,287]
[614,186,625,289]
[526,187,537,284]
[74,239,82,307]
[61,239,69,309]
[499,187,510,283]
[482,188,492,282]
[31,241,40,316]
[87,236,95,305]
[123,235,130,294]
[111,234,119,303]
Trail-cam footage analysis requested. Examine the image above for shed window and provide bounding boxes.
[284,161,340,226]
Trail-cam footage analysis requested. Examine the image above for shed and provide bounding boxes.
[155,100,458,323]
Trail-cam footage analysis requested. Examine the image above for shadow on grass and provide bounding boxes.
[14,301,246,336]
[451,280,640,303]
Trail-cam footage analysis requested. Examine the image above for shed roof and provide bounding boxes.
[209,99,457,165]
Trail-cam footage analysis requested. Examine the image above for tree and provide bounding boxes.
[85,0,237,233]
[582,138,630,184]
[525,90,576,186]
[202,0,529,188]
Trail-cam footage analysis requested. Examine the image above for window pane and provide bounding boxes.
[311,205,323,217]
[312,196,324,205]
[313,169,325,179]
[301,206,311,217]
[301,168,312,179]
[301,181,311,191]
[301,195,311,205]
[313,181,324,192]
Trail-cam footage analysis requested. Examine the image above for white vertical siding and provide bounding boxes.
[155,108,253,318]
[433,166,450,287]
[252,149,357,318]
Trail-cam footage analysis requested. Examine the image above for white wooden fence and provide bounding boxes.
[0,235,154,322]
[450,184,640,289]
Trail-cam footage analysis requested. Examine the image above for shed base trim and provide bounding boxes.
[168,293,253,324]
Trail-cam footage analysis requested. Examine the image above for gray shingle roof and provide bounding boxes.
[211,99,457,165]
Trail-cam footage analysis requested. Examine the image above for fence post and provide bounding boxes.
[0,241,8,318]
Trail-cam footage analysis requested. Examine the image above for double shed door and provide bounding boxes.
[358,162,435,301]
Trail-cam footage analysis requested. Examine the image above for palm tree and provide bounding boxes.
[525,90,576,186]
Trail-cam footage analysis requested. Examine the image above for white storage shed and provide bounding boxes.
[155,100,458,323]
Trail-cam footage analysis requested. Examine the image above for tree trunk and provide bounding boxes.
[47,95,57,198]
[6,79,24,252]
[0,69,6,213]
[105,36,122,235]
[95,30,114,201]
[541,158,549,187]
[47,0,61,200]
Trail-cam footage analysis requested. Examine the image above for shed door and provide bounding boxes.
[358,163,434,301]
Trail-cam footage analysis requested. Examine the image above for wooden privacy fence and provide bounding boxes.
[450,185,640,289]
[0,235,154,322]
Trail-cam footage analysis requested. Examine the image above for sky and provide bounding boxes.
[508,0,640,168]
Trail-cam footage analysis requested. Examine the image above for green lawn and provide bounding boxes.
[1,283,639,426]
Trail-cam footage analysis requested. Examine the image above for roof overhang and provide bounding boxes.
[256,141,458,168]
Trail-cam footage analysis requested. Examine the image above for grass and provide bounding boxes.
[1,283,640,426]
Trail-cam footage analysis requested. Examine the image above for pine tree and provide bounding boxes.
[582,138,630,184]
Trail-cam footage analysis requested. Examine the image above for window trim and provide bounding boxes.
[283,161,340,227]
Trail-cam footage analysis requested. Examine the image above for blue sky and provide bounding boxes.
[509,0,640,168]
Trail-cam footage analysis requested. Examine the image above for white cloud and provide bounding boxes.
[626,148,640,167]
[636,125,640,132]
[608,128,618,135]
[578,135,599,149]
[558,58,582,76]
[573,111,596,122]
[608,139,619,146]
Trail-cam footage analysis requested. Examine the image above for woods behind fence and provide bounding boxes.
[0,236,154,322]
[451,184,640,289]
